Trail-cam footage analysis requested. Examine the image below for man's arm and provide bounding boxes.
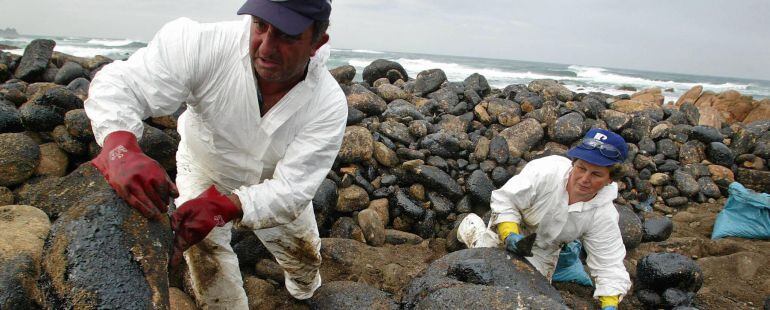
[234,90,347,230]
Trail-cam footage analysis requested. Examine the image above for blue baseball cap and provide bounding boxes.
[238,0,332,36]
[566,128,628,167]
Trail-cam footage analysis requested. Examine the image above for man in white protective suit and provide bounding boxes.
[84,0,346,308]
[457,128,633,310]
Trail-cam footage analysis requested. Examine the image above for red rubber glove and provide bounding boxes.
[91,130,178,220]
[170,185,242,266]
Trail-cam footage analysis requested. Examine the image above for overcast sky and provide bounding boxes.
[1,0,768,80]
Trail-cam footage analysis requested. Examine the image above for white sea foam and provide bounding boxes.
[86,39,138,47]
[394,58,567,83]
[351,49,384,54]
[567,65,749,92]
[54,45,133,58]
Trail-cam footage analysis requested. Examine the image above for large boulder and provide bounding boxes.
[53,61,88,86]
[413,69,447,96]
[675,85,703,107]
[337,126,374,164]
[362,59,409,86]
[464,73,491,97]
[0,205,51,309]
[528,79,573,102]
[38,164,173,309]
[742,99,770,124]
[403,248,567,309]
[615,203,642,250]
[636,253,703,299]
[0,132,40,187]
[14,39,55,82]
[695,90,756,124]
[499,118,544,158]
[346,84,387,116]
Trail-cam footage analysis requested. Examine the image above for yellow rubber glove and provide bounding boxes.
[497,221,520,241]
[599,295,619,309]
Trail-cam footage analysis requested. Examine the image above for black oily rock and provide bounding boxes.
[231,233,269,267]
[19,102,64,132]
[657,138,679,159]
[403,248,567,309]
[382,99,425,121]
[663,288,695,309]
[489,136,509,165]
[549,112,584,145]
[53,62,88,86]
[362,59,409,86]
[706,142,734,167]
[735,168,770,193]
[669,124,692,143]
[346,107,365,125]
[690,125,723,143]
[466,169,494,205]
[312,179,338,230]
[1,255,37,309]
[416,209,436,239]
[485,98,521,120]
[600,109,631,132]
[34,86,83,112]
[0,133,40,187]
[491,166,512,187]
[310,281,399,310]
[66,77,90,96]
[330,217,361,240]
[638,137,656,155]
[730,126,758,156]
[346,84,387,116]
[39,164,173,309]
[620,114,654,143]
[379,120,414,145]
[42,66,58,83]
[635,289,662,309]
[697,177,721,199]
[394,189,425,220]
[679,103,700,126]
[427,191,453,218]
[658,159,681,173]
[0,102,23,133]
[427,87,460,112]
[464,73,491,97]
[14,39,55,81]
[615,203,642,250]
[413,69,447,96]
[455,195,473,213]
[449,101,469,115]
[420,132,461,158]
[463,89,482,106]
[63,109,93,140]
[666,110,689,125]
[447,258,494,285]
[52,125,88,156]
[679,140,706,165]
[673,170,700,197]
[385,69,404,83]
[642,215,673,242]
[411,164,463,199]
[636,252,703,293]
[139,125,177,172]
[665,197,688,208]
[329,65,356,85]
[426,155,448,171]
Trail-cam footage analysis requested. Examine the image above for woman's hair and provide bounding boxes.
[571,159,626,182]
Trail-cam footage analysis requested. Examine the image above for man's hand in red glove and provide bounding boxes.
[169,185,242,266]
[91,130,178,220]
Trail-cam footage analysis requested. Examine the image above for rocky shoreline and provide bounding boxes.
[1,39,769,309]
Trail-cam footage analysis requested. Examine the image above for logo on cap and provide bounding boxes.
[593,132,608,141]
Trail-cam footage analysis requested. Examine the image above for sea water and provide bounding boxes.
[3,35,769,102]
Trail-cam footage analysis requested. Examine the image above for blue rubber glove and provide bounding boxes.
[504,232,525,253]
[602,307,617,310]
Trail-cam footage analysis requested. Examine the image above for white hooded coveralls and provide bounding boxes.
[84,16,347,309]
[461,155,631,299]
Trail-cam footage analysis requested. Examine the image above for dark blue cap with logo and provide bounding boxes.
[238,0,331,36]
[566,128,628,167]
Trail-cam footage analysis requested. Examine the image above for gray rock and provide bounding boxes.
[706,142,734,167]
[310,281,399,310]
[362,59,408,86]
[346,107,365,125]
[383,99,424,121]
[0,133,40,187]
[669,124,692,143]
[666,110,689,125]
[464,73,491,97]
[638,137,656,156]
[346,84,387,116]
[403,248,567,309]
[620,114,654,143]
[396,148,425,160]
[39,164,172,309]
[600,109,631,132]
[52,125,87,156]
[139,125,177,172]
[427,87,460,112]
[679,103,700,126]
[379,120,414,145]
[413,69,447,96]
[658,159,681,173]
[329,65,356,85]
[663,288,695,309]
[499,118,544,158]
[697,177,721,199]
[312,179,338,230]
[636,252,703,293]
[657,138,679,159]
[420,132,461,158]
[53,61,88,85]
[642,215,673,242]
[674,170,700,197]
[426,155,448,171]
[485,98,521,121]
[665,196,689,208]
[651,122,673,140]
[0,102,23,133]
[636,289,662,309]
[488,136,509,165]
[14,39,55,81]
[690,125,723,143]
[411,164,463,199]
[491,166,512,187]
[679,141,705,165]
[63,109,93,140]
[615,203,643,250]
[466,170,494,206]
[550,112,584,145]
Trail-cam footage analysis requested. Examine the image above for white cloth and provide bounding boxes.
[84,16,345,306]
[488,155,631,298]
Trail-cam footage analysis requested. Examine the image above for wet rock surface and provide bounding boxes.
[0,205,51,309]
[635,252,703,309]
[310,281,399,310]
[0,132,40,187]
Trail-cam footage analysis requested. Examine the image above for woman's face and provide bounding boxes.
[567,159,612,200]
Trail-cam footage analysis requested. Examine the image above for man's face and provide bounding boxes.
[249,17,328,84]
[567,159,612,198]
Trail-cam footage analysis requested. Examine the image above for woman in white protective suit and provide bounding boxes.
[84,0,347,309]
[458,128,632,310]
